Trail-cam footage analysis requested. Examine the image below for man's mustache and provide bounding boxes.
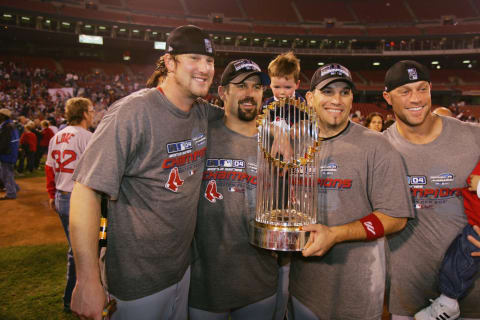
[238,97,258,107]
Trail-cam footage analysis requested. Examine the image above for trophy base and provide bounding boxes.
[249,220,310,251]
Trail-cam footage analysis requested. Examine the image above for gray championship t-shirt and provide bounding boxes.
[189,120,278,311]
[73,88,224,300]
[384,116,480,317]
[290,122,414,320]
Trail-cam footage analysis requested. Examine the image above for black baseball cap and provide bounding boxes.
[384,60,430,92]
[310,63,355,91]
[166,25,215,57]
[220,59,270,86]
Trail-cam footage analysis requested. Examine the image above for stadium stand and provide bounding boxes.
[184,0,243,19]
[1,0,58,15]
[293,0,355,23]
[193,21,251,33]
[60,59,127,76]
[240,0,299,23]
[309,27,365,36]
[125,0,185,16]
[366,27,421,36]
[252,24,307,35]
[349,0,413,24]
[58,6,130,23]
[0,0,479,124]
[0,55,58,71]
[99,0,123,7]
[130,14,187,27]
[423,24,480,35]
[405,0,476,20]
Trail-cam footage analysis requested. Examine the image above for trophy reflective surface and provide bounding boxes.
[250,98,320,251]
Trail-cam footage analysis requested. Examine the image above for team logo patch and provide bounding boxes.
[204,39,213,53]
[233,59,261,72]
[407,175,427,185]
[407,68,418,81]
[430,173,454,186]
[166,140,192,154]
[320,162,337,174]
[205,180,223,203]
[165,167,184,192]
[320,64,351,78]
[192,133,206,146]
[206,159,245,169]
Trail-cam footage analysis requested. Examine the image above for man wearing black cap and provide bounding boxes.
[188,59,280,319]
[288,63,413,320]
[69,25,223,319]
[383,60,480,320]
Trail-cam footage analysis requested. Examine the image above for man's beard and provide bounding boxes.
[238,97,258,121]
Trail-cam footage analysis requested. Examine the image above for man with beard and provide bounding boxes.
[289,63,413,320]
[188,59,280,319]
[69,25,224,320]
[382,60,480,320]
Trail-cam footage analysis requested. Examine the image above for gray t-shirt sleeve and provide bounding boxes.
[73,100,142,200]
[369,137,415,219]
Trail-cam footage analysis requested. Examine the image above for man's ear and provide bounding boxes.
[164,54,176,72]
[305,90,313,106]
[382,91,392,105]
[218,85,227,102]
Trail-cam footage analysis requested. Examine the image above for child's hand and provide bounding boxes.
[469,225,480,257]
[468,175,480,192]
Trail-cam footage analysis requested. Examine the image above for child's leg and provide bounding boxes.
[414,225,480,320]
[439,224,480,299]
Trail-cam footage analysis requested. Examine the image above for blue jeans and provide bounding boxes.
[0,161,18,198]
[55,191,76,308]
[439,224,480,299]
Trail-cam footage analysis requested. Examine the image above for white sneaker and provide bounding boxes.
[414,297,460,320]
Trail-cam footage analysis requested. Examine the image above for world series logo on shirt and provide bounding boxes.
[166,140,192,154]
[206,159,245,170]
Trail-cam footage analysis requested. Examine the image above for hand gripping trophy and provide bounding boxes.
[250,97,320,251]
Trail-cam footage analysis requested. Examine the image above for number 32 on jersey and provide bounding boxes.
[51,150,77,173]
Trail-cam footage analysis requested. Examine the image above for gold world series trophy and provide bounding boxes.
[250,97,320,251]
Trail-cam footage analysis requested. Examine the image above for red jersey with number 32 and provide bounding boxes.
[46,126,92,192]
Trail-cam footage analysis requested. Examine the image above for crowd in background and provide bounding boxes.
[0,61,146,127]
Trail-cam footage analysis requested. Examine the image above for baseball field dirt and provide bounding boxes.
[0,176,67,247]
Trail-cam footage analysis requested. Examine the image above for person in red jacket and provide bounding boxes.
[36,120,54,168]
[415,161,480,320]
[19,121,37,173]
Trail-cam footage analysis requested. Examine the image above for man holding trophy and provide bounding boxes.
[250,63,414,319]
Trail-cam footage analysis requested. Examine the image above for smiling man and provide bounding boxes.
[69,25,223,320]
[383,60,480,320]
[188,59,280,319]
[289,63,414,320]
